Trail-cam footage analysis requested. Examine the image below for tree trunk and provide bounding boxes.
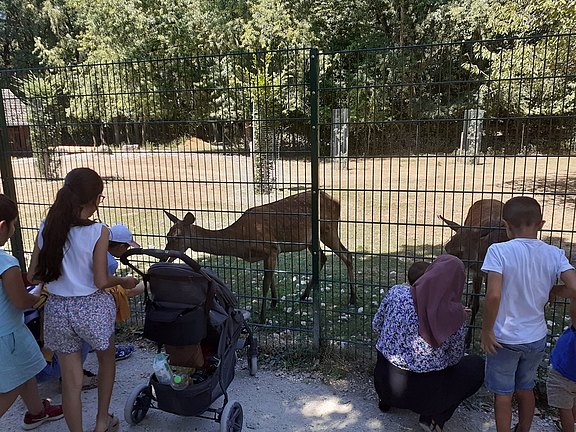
[141,121,147,146]
[113,119,121,145]
[99,122,106,146]
[252,99,275,194]
[133,122,141,145]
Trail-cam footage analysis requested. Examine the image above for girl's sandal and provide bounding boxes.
[94,413,119,432]
[430,420,444,432]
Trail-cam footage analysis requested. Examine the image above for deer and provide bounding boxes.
[439,199,509,345]
[163,190,355,324]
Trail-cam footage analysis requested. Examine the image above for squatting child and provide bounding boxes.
[106,223,144,360]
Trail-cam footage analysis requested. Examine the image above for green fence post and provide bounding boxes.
[0,90,26,269]
[309,48,321,352]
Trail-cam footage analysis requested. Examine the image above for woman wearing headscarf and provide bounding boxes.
[372,254,485,432]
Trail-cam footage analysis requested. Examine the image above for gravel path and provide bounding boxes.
[0,346,558,431]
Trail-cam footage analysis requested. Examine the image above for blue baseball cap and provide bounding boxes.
[109,224,140,248]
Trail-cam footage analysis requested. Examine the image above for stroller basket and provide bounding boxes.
[150,323,238,417]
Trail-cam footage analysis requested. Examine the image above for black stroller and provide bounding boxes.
[121,248,258,432]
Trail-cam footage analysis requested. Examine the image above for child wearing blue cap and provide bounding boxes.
[107,224,144,360]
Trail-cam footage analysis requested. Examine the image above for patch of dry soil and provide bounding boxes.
[0,346,559,432]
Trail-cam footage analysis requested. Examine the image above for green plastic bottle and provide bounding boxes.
[170,373,190,390]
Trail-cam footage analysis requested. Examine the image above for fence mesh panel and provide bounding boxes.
[1,35,574,364]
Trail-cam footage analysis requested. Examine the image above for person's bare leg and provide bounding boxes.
[0,386,22,417]
[515,389,535,432]
[19,377,44,415]
[558,407,575,432]
[93,336,115,432]
[495,393,514,432]
[59,351,84,432]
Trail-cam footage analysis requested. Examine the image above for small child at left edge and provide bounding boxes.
[0,194,64,429]
[547,297,576,432]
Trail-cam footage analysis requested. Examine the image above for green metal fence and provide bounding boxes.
[1,34,575,363]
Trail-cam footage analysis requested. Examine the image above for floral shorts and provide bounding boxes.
[44,290,116,354]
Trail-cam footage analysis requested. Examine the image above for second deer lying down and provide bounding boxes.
[439,199,509,343]
[164,190,355,323]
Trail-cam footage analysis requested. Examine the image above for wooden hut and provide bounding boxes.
[2,89,32,155]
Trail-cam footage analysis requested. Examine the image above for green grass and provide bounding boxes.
[138,250,411,353]
[11,152,573,385]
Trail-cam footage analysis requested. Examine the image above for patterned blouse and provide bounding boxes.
[372,284,466,373]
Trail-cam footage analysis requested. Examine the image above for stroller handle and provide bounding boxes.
[120,248,202,276]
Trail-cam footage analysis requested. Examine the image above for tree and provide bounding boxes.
[240,0,315,193]
[0,0,75,70]
[20,73,63,178]
[420,0,576,152]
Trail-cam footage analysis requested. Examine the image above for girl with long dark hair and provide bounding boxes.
[29,168,137,432]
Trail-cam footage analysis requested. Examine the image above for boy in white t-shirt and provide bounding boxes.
[480,196,576,432]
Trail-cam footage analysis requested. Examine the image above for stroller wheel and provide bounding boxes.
[220,400,243,432]
[124,382,152,425]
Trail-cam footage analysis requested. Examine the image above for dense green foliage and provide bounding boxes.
[1,1,575,162]
[3,0,574,69]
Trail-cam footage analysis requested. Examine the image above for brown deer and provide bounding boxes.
[439,199,509,343]
[164,191,355,323]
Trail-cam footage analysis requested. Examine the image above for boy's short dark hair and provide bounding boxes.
[503,196,542,228]
[408,261,430,285]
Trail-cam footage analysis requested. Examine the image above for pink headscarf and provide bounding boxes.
[410,254,467,348]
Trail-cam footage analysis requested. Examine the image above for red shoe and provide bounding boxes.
[22,399,64,430]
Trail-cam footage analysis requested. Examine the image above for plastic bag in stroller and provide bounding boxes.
[121,248,257,432]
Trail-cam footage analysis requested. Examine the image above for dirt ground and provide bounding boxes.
[0,345,559,432]
[11,150,576,257]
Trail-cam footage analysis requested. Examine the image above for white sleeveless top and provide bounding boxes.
[38,221,107,297]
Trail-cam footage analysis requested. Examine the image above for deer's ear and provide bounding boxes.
[438,215,460,232]
[479,227,496,237]
[164,210,181,224]
[183,212,196,225]
[481,223,507,239]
